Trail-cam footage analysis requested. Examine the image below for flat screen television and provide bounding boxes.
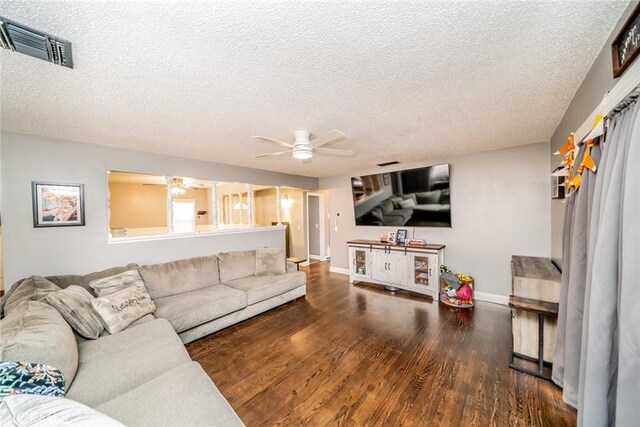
[351,164,451,227]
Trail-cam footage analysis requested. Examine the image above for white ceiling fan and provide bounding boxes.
[253,130,354,161]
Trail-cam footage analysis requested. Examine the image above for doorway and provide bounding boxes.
[306,193,325,262]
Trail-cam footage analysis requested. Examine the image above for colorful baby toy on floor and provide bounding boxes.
[439,265,474,308]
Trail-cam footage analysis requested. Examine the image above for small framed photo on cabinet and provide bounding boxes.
[32,181,85,227]
[396,229,408,245]
[387,231,396,244]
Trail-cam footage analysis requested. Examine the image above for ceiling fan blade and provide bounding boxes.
[253,150,291,159]
[315,147,355,157]
[254,136,294,149]
[309,129,345,148]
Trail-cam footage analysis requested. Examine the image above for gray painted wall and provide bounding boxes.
[550,1,639,265]
[1,131,318,287]
[320,142,551,298]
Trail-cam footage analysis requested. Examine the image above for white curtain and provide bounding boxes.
[554,92,639,426]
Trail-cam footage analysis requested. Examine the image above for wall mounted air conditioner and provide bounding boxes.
[0,16,73,68]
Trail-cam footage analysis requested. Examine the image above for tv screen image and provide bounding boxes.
[351,164,451,227]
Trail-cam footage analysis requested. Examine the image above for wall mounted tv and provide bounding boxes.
[351,164,451,227]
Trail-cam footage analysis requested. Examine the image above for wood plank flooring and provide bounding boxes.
[186,262,576,426]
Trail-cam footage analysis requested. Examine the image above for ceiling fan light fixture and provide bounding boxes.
[292,147,313,160]
[171,186,186,195]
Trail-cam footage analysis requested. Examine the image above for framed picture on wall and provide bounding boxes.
[382,173,390,185]
[32,181,85,227]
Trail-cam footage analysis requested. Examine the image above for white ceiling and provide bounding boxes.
[0,1,628,178]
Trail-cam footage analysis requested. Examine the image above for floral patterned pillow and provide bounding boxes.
[0,362,65,401]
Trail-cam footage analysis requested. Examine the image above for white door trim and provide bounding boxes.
[306,192,325,263]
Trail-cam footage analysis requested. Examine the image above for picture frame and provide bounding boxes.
[382,173,390,186]
[387,231,396,244]
[611,3,640,78]
[396,229,408,245]
[551,176,565,200]
[32,181,85,227]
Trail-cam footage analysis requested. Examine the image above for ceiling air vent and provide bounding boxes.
[377,161,399,167]
[0,16,73,68]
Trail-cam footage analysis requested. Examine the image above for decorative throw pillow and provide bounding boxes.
[91,286,156,335]
[89,270,150,298]
[0,394,125,426]
[45,286,104,339]
[389,197,404,208]
[0,362,65,401]
[4,276,61,314]
[255,247,286,276]
[45,263,141,297]
[402,193,417,204]
[399,198,416,208]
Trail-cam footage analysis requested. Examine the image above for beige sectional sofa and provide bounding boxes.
[0,249,306,426]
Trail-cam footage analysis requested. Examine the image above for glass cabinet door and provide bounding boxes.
[354,249,368,277]
[413,255,431,286]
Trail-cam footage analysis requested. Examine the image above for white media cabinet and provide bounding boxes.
[347,240,445,300]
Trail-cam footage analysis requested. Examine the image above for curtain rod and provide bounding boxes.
[574,57,640,142]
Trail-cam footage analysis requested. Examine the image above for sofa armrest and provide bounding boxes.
[286,261,297,273]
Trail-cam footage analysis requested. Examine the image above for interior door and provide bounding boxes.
[308,195,321,258]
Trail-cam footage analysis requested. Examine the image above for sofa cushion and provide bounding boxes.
[4,276,61,314]
[45,286,104,339]
[153,286,247,333]
[0,301,79,386]
[89,270,149,297]
[255,247,286,276]
[399,198,416,208]
[416,190,441,204]
[66,318,190,407]
[45,263,140,297]
[140,255,220,300]
[219,250,256,283]
[370,207,384,222]
[401,193,417,204]
[224,272,306,305]
[379,200,394,214]
[96,362,243,427]
[0,394,125,427]
[389,196,404,208]
[91,286,156,335]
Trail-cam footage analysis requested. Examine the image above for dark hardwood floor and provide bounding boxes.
[186,262,576,426]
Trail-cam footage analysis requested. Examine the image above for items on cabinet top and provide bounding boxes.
[347,239,445,250]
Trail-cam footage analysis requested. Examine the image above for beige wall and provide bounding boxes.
[2,132,310,285]
[254,187,306,258]
[109,182,210,229]
[321,142,551,298]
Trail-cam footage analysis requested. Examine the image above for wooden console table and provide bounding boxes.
[509,256,561,380]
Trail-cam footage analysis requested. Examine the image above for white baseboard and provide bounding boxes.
[329,266,350,276]
[474,291,509,306]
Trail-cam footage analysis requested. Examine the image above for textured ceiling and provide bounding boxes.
[0,1,628,178]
